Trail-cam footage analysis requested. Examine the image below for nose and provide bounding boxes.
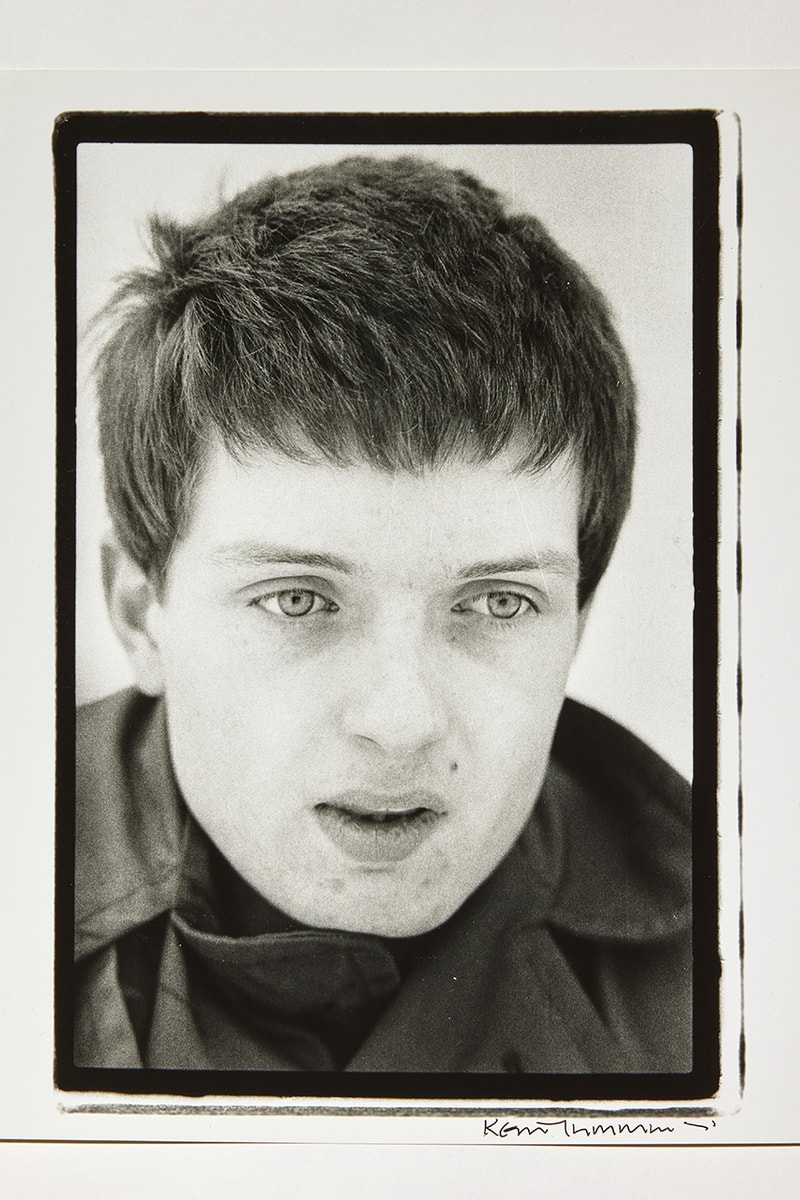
[340,619,449,756]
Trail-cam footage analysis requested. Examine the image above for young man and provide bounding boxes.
[74,155,691,1074]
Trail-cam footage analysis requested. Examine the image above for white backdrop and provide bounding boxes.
[76,138,694,776]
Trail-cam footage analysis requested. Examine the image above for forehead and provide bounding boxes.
[174,437,580,579]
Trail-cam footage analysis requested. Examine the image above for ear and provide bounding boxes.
[101,537,166,697]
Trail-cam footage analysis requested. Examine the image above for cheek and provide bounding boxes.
[460,633,575,746]
[158,636,354,841]
[160,608,323,720]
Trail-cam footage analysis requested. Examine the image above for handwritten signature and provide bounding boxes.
[483,1118,717,1140]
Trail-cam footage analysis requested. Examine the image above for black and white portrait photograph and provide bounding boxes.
[54,112,723,1105]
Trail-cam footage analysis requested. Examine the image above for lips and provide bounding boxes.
[337,806,427,823]
[314,790,445,863]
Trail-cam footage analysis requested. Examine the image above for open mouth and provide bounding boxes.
[314,800,443,863]
[328,805,430,825]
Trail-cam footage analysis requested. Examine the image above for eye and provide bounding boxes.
[454,590,536,620]
[254,588,338,618]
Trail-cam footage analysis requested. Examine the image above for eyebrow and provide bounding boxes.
[455,552,579,581]
[208,542,356,574]
[209,541,578,581]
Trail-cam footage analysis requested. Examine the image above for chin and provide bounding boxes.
[319,897,460,940]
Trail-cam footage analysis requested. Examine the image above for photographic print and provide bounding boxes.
[55,112,725,1107]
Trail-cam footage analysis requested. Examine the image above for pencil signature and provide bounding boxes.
[482,1118,718,1140]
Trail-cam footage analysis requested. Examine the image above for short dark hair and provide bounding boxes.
[94,154,636,605]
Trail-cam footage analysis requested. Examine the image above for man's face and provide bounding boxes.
[145,438,581,936]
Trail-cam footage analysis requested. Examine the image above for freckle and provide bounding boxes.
[450,761,458,773]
